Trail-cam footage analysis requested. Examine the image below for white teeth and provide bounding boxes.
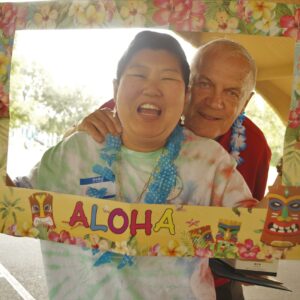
[140,103,160,110]
[269,222,299,233]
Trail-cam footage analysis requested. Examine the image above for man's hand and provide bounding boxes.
[65,108,122,143]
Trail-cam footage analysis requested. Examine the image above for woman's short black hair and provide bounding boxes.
[116,30,190,89]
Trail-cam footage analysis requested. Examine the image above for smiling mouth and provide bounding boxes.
[198,112,221,121]
[268,222,299,233]
[138,103,162,117]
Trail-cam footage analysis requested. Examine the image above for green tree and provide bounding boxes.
[246,94,286,167]
[9,58,100,136]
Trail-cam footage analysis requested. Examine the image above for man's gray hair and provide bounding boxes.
[190,39,257,92]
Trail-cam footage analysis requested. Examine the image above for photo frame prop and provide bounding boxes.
[0,0,300,261]
[1,185,300,261]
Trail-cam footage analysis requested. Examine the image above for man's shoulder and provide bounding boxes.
[244,117,266,138]
[243,117,271,151]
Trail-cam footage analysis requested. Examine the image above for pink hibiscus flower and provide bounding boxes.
[148,243,160,256]
[280,8,300,40]
[16,6,29,29]
[237,0,252,23]
[237,239,260,259]
[0,85,9,118]
[153,0,206,31]
[0,3,17,37]
[48,230,86,247]
[288,101,300,128]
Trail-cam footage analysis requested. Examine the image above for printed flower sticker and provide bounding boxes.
[90,234,110,251]
[161,240,187,256]
[230,0,252,23]
[48,230,86,246]
[15,5,28,29]
[246,1,276,20]
[206,11,239,33]
[119,0,147,26]
[20,222,39,238]
[255,14,280,35]
[6,224,19,236]
[69,1,116,27]
[261,245,288,261]
[33,4,58,28]
[288,100,300,128]
[153,0,206,31]
[237,239,260,259]
[0,84,9,117]
[0,3,17,37]
[114,240,137,256]
[148,243,160,256]
[280,8,300,40]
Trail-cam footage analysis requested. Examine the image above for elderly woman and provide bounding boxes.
[16,31,255,300]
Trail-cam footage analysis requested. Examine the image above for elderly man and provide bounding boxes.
[68,39,271,300]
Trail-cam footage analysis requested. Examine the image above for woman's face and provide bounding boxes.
[115,49,187,151]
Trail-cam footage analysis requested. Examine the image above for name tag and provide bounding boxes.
[79,176,116,199]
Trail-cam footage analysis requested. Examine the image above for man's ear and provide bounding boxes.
[241,91,254,112]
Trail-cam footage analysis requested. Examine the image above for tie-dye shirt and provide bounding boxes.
[20,128,253,300]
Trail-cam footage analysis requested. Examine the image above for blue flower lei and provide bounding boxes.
[87,124,184,204]
[86,125,185,269]
[230,112,247,166]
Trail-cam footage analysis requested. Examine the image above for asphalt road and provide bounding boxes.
[0,234,47,300]
[0,233,299,300]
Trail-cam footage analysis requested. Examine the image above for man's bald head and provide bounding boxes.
[186,39,256,139]
[190,39,257,97]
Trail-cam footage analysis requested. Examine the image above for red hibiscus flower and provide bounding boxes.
[280,8,300,40]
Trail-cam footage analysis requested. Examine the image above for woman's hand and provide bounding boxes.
[65,108,122,143]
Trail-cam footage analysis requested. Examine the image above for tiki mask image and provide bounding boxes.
[29,193,56,229]
[216,219,241,245]
[189,225,214,249]
[261,183,300,248]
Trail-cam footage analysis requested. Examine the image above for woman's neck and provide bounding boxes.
[121,133,165,152]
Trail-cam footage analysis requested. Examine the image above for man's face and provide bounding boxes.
[185,49,253,139]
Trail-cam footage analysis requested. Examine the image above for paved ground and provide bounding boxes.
[0,233,299,300]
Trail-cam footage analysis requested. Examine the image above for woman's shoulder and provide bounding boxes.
[57,131,105,153]
[38,132,105,166]
[182,128,226,149]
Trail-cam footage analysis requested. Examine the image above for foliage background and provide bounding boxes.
[9,54,285,168]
